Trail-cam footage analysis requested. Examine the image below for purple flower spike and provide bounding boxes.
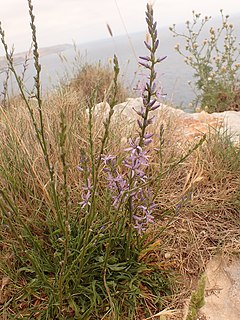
[100,3,166,236]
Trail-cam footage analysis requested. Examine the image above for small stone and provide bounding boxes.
[165,252,172,259]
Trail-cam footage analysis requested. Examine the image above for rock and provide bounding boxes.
[212,110,240,142]
[114,98,240,143]
[198,256,240,320]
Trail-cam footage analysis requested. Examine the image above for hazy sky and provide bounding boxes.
[0,0,239,54]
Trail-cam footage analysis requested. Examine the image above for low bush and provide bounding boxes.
[170,10,240,113]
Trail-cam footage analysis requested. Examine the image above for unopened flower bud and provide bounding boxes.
[210,27,215,34]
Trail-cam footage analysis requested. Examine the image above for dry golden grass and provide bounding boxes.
[68,62,129,104]
[145,120,240,318]
[0,72,240,318]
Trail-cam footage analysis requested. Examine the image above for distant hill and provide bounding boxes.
[0,44,73,68]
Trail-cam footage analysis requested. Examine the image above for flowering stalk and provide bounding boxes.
[101,4,166,241]
[138,3,166,148]
[126,3,166,236]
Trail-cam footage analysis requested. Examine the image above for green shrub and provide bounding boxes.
[170,10,240,113]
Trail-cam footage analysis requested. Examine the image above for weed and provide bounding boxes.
[185,275,205,320]
[170,10,240,112]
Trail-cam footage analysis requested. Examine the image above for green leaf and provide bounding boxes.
[107,262,128,271]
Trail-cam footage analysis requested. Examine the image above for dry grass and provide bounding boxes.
[145,119,240,318]
[68,62,130,104]
[0,72,240,317]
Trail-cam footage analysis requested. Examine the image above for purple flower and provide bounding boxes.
[79,178,92,209]
[132,202,156,234]
[124,140,149,181]
[137,119,143,129]
[139,55,151,61]
[157,56,167,63]
[150,103,160,111]
[147,98,157,109]
[133,215,146,235]
[125,137,142,155]
[102,155,129,208]
[143,138,152,146]
[138,205,155,224]
[101,154,116,166]
[144,40,151,50]
[139,61,151,69]
[143,133,154,146]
